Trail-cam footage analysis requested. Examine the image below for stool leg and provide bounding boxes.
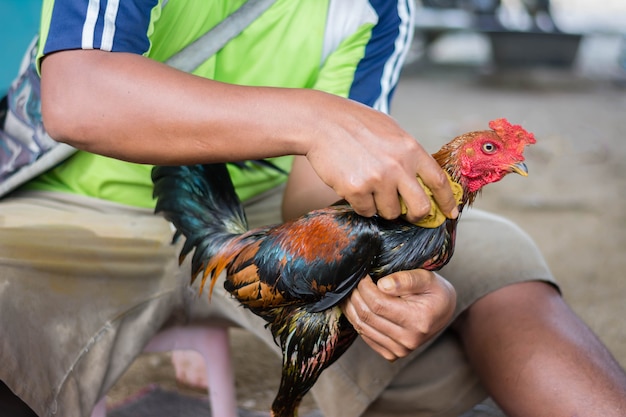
[91,397,107,417]
[195,327,238,417]
[93,326,238,417]
[145,326,238,417]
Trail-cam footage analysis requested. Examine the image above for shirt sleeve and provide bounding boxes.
[38,0,162,65]
[313,0,415,114]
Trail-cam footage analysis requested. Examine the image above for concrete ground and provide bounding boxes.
[108,33,626,415]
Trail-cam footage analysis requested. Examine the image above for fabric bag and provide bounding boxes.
[0,37,74,197]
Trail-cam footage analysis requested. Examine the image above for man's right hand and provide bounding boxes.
[302,93,458,222]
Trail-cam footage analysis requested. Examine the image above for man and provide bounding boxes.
[1,1,625,417]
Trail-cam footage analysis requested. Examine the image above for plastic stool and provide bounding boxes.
[92,325,237,417]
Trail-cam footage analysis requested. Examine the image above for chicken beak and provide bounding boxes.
[510,162,529,177]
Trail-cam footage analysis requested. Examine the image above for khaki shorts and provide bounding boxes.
[0,189,555,417]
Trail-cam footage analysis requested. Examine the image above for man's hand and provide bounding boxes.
[302,94,458,223]
[342,269,456,361]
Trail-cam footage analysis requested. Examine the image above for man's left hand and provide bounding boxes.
[342,269,456,361]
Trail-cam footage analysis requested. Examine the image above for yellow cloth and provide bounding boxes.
[400,172,464,228]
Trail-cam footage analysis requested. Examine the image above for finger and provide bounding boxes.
[417,158,459,219]
[352,278,420,334]
[360,333,400,362]
[349,279,425,352]
[377,269,439,297]
[344,298,405,360]
[396,173,434,222]
[372,188,403,220]
[345,191,377,218]
[344,280,406,342]
[343,286,413,359]
[378,270,457,322]
[360,272,456,346]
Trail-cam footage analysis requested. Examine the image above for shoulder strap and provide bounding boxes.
[166,0,277,72]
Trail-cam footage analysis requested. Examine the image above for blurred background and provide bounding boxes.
[2,0,626,91]
[0,0,41,93]
[409,0,626,82]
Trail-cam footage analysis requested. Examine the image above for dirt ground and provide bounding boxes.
[107,43,626,415]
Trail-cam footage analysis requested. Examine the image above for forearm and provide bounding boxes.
[40,50,317,165]
[41,49,458,222]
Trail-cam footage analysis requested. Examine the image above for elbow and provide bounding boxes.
[40,93,71,145]
[40,77,85,147]
[39,53,94,148]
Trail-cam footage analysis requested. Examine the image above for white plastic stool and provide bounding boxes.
[91,325,237,417]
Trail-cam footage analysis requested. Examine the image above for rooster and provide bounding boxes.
[152,118,536,417]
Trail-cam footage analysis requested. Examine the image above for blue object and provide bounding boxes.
[0,0,42,94]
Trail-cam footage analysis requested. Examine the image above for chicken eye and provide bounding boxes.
[482,142,497,154]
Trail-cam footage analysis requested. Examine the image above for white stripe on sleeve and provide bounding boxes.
[82,0,101,49]
[101,0,121,51]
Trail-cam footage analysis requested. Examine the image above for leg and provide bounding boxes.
[0,192,185,417]
[455,281,626,417]
[172,350,211,389]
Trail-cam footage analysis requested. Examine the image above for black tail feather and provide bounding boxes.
[152,163,249,271]
[230,159,289,176]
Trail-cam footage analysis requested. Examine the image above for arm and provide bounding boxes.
[41,49,454,221]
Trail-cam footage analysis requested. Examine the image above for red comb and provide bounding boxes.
[489,118,536,145]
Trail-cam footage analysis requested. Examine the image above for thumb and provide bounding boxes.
[377,269,435,297]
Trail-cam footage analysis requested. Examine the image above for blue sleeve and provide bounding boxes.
[42,0,160,57]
